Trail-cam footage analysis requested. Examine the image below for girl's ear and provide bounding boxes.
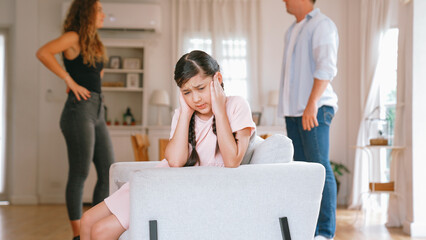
[215,72,223,84]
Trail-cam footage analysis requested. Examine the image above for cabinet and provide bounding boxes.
[83,38,149,203]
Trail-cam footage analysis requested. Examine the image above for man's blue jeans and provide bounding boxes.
[285,106,336,238]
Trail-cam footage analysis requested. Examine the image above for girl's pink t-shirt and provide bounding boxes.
[156,95,256,167]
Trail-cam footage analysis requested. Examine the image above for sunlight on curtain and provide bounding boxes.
[0,33,5,194]
[185,37,248,99]
[173,0,259,107]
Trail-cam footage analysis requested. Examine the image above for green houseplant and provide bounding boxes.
[330,161,350,194]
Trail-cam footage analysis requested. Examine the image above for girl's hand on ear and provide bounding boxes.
[179,91,194,117]
[210,73,226,117]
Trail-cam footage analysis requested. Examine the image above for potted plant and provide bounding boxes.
[330,161,350,194]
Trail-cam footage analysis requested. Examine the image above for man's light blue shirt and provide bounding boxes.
[278,8,339,117]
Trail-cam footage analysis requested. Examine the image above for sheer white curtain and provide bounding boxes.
[348,0,392,209]
[171,0,260,107]
[386,1,410,227]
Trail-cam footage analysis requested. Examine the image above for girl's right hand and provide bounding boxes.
[65,77,91,101]
[179,91,194,117]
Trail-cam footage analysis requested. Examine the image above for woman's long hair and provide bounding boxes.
[174,50,226,167]
[63,0,107,66]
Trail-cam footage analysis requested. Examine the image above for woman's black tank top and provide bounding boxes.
[63,53,103,94]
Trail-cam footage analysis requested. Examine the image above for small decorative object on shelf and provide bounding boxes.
[109,56,121,69]
[366,106,392,146]
[114,119,120,126]
[370,134,388,146]
[126,73,140,89]
[251,112,262,126]
[123,107,135,126]
[102,81,125,87]
[123,57,141,69]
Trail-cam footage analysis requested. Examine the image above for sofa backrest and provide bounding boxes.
[128,162,324,240]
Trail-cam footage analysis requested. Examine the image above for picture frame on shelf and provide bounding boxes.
[123,58,141,70]
[109,56,121,69]
[252,112,262,126]
[126,73,140,89]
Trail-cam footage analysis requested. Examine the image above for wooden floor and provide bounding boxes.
[0,204,425,240]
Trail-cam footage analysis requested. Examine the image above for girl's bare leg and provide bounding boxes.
[80,201,124,240]
[91,214,126,240]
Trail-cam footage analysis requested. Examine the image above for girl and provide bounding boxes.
[80,50,256,240]
[36,1,114,239]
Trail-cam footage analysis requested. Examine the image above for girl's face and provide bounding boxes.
[94,1,105,29]
[181,74,213,119]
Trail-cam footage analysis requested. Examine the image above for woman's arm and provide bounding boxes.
[36,31,90,101]
[164,93,194,167]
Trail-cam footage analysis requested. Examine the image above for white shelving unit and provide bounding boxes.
[101,38,148,130]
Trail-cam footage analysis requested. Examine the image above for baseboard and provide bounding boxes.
[10,195,39,204]
[38,194,65,204]
[403,220,426,237]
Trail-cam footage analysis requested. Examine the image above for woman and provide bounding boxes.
[36,1,114,239]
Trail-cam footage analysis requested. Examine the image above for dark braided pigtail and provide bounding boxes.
[212,117,219,154]
[185,113,200,166]
[212,114,238,155]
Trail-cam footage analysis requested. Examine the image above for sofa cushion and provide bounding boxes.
[250,134,293,164]
[240,134,264,165]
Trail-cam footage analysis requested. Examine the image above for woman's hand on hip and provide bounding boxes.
[64,77,90,101]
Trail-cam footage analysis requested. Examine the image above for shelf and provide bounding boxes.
[102,87,143,92]
[107,125,145,131]
[104,68,143,74]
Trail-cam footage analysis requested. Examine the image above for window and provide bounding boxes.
[378,28,398,140]
[184,37,248,99]
[376,28,399,181]
[368,28,398,212]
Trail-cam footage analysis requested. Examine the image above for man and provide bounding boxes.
[278,0,339,239]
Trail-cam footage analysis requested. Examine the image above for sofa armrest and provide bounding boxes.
[109,161,160,194]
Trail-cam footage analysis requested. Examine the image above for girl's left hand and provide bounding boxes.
[210,72,226,116]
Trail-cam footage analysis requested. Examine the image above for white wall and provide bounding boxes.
[6,0,359,205]
[9,0,40,204]
[0,0,13,27]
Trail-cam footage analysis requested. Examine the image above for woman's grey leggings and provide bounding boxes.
[60,92,115,221]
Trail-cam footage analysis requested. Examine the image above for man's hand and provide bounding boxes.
[302,101,318,131]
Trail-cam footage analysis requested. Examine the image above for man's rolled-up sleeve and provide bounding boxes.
[312,19,339,81]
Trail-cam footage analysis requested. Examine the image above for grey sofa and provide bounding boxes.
[109,134,325,240]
